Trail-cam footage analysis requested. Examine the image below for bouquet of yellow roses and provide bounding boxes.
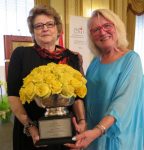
[19,63,87,104]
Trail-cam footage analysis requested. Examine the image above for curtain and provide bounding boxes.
[34,0,50,7]
[127,0,144,50]
[128,0,144,15]
[127,8,136,50]
[110,0,128,25]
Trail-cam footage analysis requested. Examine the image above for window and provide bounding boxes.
[134,14,144,71]
[0,0,34,66]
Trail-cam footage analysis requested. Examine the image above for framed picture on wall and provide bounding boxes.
[4,35,34,80]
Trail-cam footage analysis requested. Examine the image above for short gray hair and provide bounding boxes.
[27,5,62,38]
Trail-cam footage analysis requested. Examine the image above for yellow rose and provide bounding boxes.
[61,84,76,98]
[75,85,87,98]
[19,88,27,104]
[50,80,62,94]
[35,83,51,97]
[24,82,36,100]
[70,78,82,88]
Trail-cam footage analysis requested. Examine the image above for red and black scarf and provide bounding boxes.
[33,44,69,64]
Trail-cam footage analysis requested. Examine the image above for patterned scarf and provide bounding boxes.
[33,44,69,64]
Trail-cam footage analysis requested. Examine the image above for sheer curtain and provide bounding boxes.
[134,14,144,71]
[0,0,34,66]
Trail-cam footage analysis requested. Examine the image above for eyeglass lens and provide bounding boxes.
[33,21,55,30]
[90,23,114,35]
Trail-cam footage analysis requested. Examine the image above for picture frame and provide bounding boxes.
[4,35,33,80]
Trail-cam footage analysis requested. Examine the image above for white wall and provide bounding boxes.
[69,16,93,74]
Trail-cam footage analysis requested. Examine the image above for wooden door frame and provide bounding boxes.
[4,35,33,80]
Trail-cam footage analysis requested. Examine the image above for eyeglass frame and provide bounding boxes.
[33,21,56,30]
[90,22,114,35]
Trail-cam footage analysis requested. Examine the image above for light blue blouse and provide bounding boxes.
[86,51,144,150]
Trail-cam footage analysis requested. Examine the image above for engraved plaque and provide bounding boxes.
[39,117,72,139]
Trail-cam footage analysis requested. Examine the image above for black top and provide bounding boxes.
[7,46,82,150]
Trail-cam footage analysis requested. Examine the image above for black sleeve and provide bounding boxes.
[67,50,84,74]
[7,47,23,96]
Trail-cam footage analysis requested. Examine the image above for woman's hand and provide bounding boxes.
[65,127,101,149]
[28,126,40,144]
[29,126,48,148]
[65,117,87,150]
[72,117,87,133]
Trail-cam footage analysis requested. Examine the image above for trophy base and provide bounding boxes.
[35,137,74,146]
[35,115,75,146]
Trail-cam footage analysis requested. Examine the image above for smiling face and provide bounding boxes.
[33,14,58,47]
[89,15,118,53]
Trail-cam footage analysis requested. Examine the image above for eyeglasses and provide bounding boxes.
[90,23,114,35]
[33,21,56,30]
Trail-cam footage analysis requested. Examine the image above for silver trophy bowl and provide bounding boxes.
[35,94,75,117]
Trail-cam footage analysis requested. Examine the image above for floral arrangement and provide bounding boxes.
[0,95,11,120]
[0,80,11,121]
[20,63,87,104]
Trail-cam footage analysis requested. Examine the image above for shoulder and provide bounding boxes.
[65,48,77,54]
[10,46,35,64]
[124,50,141,64]
[125,50,139,57]
[88,56,99,67]
[66,48,82,59]
[86,57,99,74]
[11,46,34,57]
[13,46,33,52]
[122,50,142,72]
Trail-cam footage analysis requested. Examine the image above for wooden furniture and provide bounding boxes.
[3,35,33,80]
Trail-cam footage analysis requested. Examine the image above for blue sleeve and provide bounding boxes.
[105,53,144,137]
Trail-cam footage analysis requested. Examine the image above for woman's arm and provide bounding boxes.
[8,96,30,124]
[73,99,85,122]
[8,96,39,144]
[72,99,87,133]
[95,115,115,134]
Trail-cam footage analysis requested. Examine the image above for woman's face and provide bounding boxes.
[89,15,117,51]
[33,14,58,46]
